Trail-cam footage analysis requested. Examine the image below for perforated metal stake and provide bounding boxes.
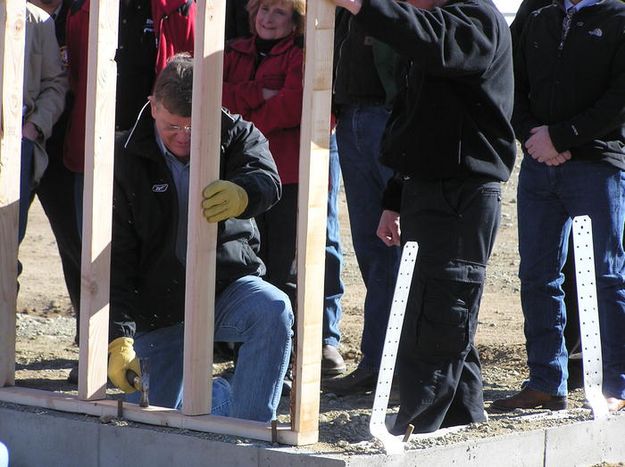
[572,216,608,418]
[369,241,418,454]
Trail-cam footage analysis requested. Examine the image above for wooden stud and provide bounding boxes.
[0,0,26,388]
[292,0,335,441]
[77,0,120,401]
[182,0,226,416]
[0,386,309,445]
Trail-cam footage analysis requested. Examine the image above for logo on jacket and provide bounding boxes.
[588,28,603,38]
[152,183,169,193]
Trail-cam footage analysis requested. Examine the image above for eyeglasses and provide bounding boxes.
[165,124,192,133]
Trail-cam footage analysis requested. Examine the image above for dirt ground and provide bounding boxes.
[11,157,621,457]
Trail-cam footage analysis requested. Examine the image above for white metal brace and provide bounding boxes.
[369,241,418,454]
[572,215,608,418]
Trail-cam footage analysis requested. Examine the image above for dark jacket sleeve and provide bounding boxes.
[381,174,404,213]
[221,110,282,219]
[109,140,140,340]
[549,40,625,152]
[511,20,542,145]
[355,0,502,78]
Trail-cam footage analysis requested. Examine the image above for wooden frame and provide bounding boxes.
[0,0,335,446]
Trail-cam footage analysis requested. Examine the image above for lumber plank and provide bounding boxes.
[0,0,26,388]
[292,1,335,440]
[77,0,120,401]
[182,0,225,416]
[0,386,311,445]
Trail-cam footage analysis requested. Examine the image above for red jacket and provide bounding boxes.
[151,0,195,73]
[223,34,303,185]
[63,0,89,173]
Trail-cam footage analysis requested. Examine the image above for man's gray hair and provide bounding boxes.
[152,53,194,117]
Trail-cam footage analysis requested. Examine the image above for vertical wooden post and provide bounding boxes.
[182,0,225,416]
[78,0,120,401]
[292,0,335,443]
[0,0,25,388]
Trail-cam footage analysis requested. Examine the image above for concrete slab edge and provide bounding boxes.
[1,403,624,467]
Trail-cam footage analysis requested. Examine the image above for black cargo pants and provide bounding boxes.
[391,177,501,435]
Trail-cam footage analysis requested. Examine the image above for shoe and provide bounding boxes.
[322,366,377,396]
[490,387,567,412]
[321,345,346,376]
[606,397,625,412]
[67,364,78,385]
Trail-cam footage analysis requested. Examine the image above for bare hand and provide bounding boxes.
[544,150,572,167]
[22,121,39,141]
[262,88,279,100]
[377,209,401,247]
[525,126,559,163]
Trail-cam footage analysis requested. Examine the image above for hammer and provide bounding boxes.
[126,358,150,408]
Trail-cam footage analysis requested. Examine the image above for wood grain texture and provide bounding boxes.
[0,0,26,388]
[77,0,120,401]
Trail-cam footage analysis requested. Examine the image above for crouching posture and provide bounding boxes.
[107,53,293,422]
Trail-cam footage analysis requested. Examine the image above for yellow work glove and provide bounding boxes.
[107,337,141,394]
[201,180,249,223]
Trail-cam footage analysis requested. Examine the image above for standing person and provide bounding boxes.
[330,0,516,434]
[492,0,625,413]
[509,0,584,390]
[19,2,68,247]
[323,8,401,395]
[27,0,81,343]
[108,54,293,422]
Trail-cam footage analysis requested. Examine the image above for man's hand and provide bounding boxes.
[108,337,141,394]
[544,150,572,167]
[22,121,40,141]
[377,209,401,247]
[331,0,362,15]
[202,180,249,223]
[525,126,559,163]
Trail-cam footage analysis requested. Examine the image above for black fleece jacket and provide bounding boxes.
[352,0,516,211]
[109,108,281,340]
[512,0,625,169]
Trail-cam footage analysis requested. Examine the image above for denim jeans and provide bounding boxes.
[336,104,400,369]
[18,138,35,243]
[518,156,625,399]
[128,275,294,422]
[392,177,501,434]
[323,132,344,347]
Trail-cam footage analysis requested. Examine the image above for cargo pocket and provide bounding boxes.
[415,261,484,358]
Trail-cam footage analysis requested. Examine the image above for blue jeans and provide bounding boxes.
[323,132,344,347]
[518,156,625,399]
[18,138,35,243]
[128,275,294,422]
[336,104,400,370]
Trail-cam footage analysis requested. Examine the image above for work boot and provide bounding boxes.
[490,387,567,412]
[321,345,346,376]
[606,397,625,412]
[322,366,377,396]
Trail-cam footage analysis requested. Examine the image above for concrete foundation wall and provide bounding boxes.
[1,405,624,467]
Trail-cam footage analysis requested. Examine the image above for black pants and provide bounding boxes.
[34,142,82,341]
[392,177,501,434]
[255,183,298,308]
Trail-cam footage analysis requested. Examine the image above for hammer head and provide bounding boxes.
[138,358,150,408]
[126,358,150,408]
